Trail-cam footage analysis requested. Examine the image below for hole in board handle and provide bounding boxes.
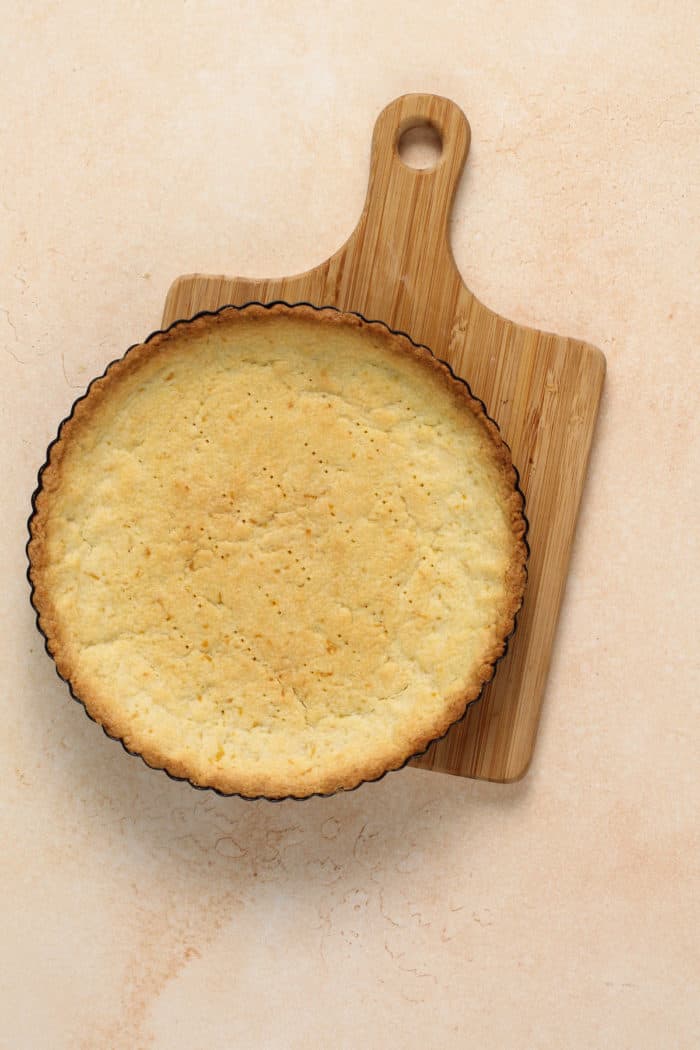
[397,122,443,170]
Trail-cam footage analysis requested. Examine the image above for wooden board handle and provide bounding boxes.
[349,95,471,319]
[162,93,474,342]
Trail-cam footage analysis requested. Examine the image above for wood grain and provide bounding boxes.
[161,93,605,782]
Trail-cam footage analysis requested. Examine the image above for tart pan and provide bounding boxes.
[27,302,528,800]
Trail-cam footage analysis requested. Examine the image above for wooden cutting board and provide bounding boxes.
[161,93,605,783]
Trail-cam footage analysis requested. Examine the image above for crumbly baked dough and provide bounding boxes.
[29,305,527,797]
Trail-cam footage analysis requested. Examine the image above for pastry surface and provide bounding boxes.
[28,305,527,797]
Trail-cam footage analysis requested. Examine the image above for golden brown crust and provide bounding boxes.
[28,303,527,799]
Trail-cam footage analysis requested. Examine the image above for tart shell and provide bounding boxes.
[27,302,529,800]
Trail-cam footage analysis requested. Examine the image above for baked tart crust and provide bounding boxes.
[28,304,527,798]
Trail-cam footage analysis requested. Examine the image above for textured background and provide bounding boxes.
[2,2,698,1047]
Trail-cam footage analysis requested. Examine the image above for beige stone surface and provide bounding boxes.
[1,2,698,1048]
